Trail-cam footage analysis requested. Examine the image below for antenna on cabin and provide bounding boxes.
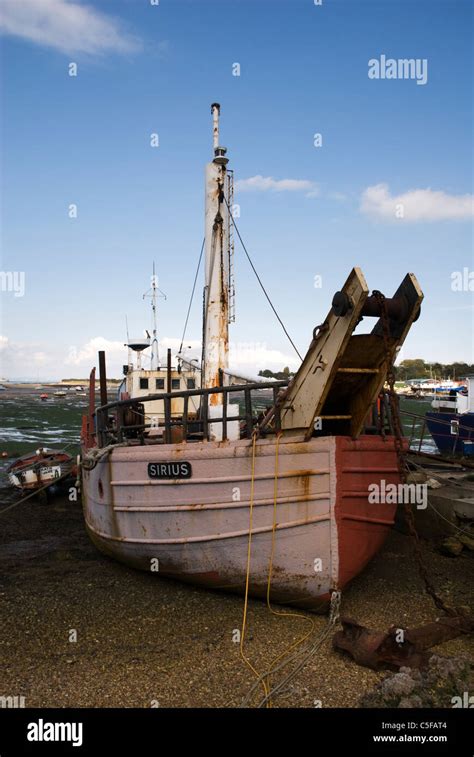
[143,263,166,370]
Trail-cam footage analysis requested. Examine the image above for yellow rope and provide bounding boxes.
[239,432,270,702]
[239,431,316,708]
[262,432,315,707]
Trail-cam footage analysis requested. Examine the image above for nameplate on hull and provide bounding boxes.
[148,462,192,479]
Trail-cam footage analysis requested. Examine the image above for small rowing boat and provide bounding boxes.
[8,448,75,493]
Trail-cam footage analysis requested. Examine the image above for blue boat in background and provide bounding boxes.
[425,377,474,456]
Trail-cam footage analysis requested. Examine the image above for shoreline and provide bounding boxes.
[0,490,472,708]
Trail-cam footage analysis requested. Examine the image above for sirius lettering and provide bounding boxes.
[27,719,83,747]
[368,55,428,85]
[148,461,192,479]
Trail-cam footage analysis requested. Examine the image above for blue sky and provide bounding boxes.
[0,0,472,379]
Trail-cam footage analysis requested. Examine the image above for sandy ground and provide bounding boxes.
[0,491,473,708]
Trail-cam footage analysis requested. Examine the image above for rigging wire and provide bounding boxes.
[223,195,303,362]
[178,238,205,357]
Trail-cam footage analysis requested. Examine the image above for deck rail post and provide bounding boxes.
[244,388,252,438]
[201,394,209,440]
[183,395,189,438]
[164,396,171,444]
[222,394,228,440]
[272,386,281,433]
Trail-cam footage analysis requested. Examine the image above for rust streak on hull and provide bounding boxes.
[82,434,400,611]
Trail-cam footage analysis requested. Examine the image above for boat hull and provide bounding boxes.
[426,411,474,454]
[8,452,74,491]
[82,434,400,610]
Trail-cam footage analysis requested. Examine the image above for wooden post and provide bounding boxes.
[164,396,171,444]
[167,348,172,394]
[86,367,96,448]
[222,393,227,440]
[98,351,108,408]
[245,388,252,438]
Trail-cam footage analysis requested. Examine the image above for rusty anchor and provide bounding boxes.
[333,614,474,670]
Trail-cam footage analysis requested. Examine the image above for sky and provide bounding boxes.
[0,0,472,380]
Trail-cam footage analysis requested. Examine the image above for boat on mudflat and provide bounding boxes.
[8,447,75,493]
[81,104,423,611]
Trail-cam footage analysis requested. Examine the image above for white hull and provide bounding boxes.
[82,434,398,610]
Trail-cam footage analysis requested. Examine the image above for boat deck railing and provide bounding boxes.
[94,380,289,447]
[92,383,473,453]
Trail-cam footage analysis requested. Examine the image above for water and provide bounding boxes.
[399,397,437,453]
[0,388,86,485]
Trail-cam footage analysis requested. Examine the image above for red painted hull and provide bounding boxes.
[335,436,402,589]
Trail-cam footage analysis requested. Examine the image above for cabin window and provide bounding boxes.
[156,378,165,390]
[139,378,149,390]
[187,378,196,389]
[171,379,180,390]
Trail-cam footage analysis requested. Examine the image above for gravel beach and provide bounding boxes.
[0,488,473,709]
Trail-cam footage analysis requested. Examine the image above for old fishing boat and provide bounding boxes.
[8,447,75,492]
[81,104,423,610]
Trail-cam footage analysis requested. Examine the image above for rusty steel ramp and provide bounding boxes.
[260,267,423,440]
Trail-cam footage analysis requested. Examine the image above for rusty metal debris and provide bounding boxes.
[333,614,474,670]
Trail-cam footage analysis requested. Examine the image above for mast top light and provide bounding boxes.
[214,146,228,165]
[211,102,225,156]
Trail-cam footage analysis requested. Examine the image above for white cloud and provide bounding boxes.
[66,337,125,366]
[0,336,63,379]
[0,333,300,381]
[0,0,141,56]
[361,183,474,222]
[229,342,299,374]
[236,175,318,196]
[155,337,299,375]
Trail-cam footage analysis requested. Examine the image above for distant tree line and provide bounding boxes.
[258,366,294,381]
[259,361,474,382]
[394,360,474,381]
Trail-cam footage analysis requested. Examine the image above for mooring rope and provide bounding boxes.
[239,432,339,708]
[239,431,271,702]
